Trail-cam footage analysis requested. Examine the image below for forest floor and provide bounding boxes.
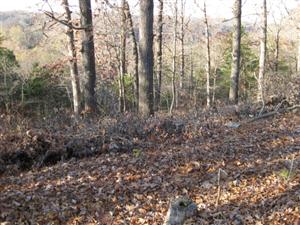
[0,110,299,225]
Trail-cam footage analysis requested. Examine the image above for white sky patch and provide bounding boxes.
[0,0,299,23]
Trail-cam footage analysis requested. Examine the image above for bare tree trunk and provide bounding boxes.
[179,0,185,89]
[155,0,163,111]
[169,0,178,114]
[139,0,154,116]
[229,0,241,104]
[203,1,211,108]
[297,25,300,73]
[62,0,81,119]
[119,0,127,112]
[189,47,194,98]
[212,68,217,104]
[274,28,280,73]
[124,1,139,111]
[79,0,97,113]
[257,0,267,102]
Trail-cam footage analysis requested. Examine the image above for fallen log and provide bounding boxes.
[246,105,299,123]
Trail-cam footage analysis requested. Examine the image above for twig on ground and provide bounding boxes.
[216,168,221,207]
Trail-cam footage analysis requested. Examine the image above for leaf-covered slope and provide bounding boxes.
[0,113,299,224]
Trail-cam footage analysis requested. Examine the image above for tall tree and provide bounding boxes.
[62,0,81,119]
[272,14,283,73]
[155,0,164,110]
[189,46,194,98]
[139,0,154,116]
[79,0,97,113]
[119,0,127,112]
[212,68,218,104]
[124,1,139,111]
[169,0,178,114]
[257,0,267,102]
[297,24,300,72]
[179,0,185,89]
[229,0,242,104]
[203,1,211,108]
[274,27,281,73]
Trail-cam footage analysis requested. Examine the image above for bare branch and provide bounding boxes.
[42,10,85,30]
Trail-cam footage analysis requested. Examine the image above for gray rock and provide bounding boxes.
[164,196,198,225]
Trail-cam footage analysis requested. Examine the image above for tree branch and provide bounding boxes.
[43,10,85,30]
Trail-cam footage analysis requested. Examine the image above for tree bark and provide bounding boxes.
[62,0,81,119]
[79,0,97,113]
[179,0,185,89]
[155,0,163,111]
[189,47,194,98]
[212,68,218,104]
[229,0,242,104]
[257,0,267,102]
[274,28,280,73]
[124,1,139,112]
[297,25,300,73]
[119,0,127,112]
[138,0,154,116]
[203,1,211,108]
[169,0,178,114]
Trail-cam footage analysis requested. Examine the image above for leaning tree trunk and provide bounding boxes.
[138,0,154,116]
[124,0,139,112]
[155,0,163,111]
[169,0,178,114]
[119,0,127,112]
[79,0,97,113]
[203,1,211,108]
[62,0,81,119]
[229,0,242,104]
[257,0,267,102]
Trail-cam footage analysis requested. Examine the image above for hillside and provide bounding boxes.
[0,112,299,224]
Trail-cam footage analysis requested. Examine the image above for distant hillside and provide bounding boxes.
[0,11,45,28]
[0,11,66,70]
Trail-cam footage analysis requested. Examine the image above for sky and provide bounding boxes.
[0,0,299,23]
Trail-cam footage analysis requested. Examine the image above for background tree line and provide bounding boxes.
[0,0,299,118]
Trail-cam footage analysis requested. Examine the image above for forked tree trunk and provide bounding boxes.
[124,0,139,111]
[79,0,97,113]
[229,0,242,104]
[257,0,267,102]
[169,0,178,114]
[62,0,81,118]
[203,1,211,108]
[138,0,154,116]
[155,0,163,111]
